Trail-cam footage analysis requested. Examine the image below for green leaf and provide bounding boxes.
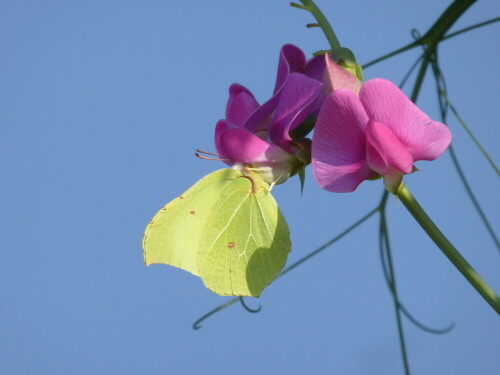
[143,169,291,297]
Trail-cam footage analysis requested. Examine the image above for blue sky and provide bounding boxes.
[1,1,499,374]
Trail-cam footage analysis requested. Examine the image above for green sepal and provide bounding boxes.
[298,167,306,195]
[331,47,364,81]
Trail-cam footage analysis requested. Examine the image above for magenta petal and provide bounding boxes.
[246,45,320,134]
[303,55,327,115]
[360,79,452,161]
[269,73,322,151]
[214,120,238,166]
[274,44,307,95]
[225,84,259,126]
[366,120,414,175]
[312,90,375,192]
[219,127,292,164]
[303,54,326,82]
[323,54,361,96]
[243,95,277,134]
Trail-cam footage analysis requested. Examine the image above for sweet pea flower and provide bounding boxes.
[312,78,452,193]
[215,44,324,185]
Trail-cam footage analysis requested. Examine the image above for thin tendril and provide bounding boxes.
[439,91,499,175]
[446,147,500,252]
[278,207,378,277]
[428,49,500,252]
[443,17,500,40]
[192,298,239,330]
[362,41,419,69]
[379,208,411,375]
[399,54,424,89]
[379,231,456,334]
[239,297,262,313]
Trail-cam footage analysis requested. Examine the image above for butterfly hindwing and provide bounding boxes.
[197,175,291,297]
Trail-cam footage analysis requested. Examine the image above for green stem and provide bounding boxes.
[291,0,341,50]
[397,184,500,314]
[421,0,476,46]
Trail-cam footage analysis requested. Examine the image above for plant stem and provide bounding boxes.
[396,184,500,314]
[420,0,476,46]
[296,0,341,50]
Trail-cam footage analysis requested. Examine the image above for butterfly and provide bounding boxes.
[143,168,290,297]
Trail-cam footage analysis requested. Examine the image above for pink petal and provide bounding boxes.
[323,54,361,96]
[274,44,306,94]
[218,127,293,164]
[313,159,375,193]
[269,73,322,152]
[225,84,259,126]
[360,79,452,161]
[312,89,375,192]
[365,120,414,175]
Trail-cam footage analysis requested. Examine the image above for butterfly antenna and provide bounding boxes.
[195,149,231,162]
[196,149,223,157]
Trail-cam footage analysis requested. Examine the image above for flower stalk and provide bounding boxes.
[396,184,500,314]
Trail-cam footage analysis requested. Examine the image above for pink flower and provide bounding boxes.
[215,44,324,184]
[312,78,452,193]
